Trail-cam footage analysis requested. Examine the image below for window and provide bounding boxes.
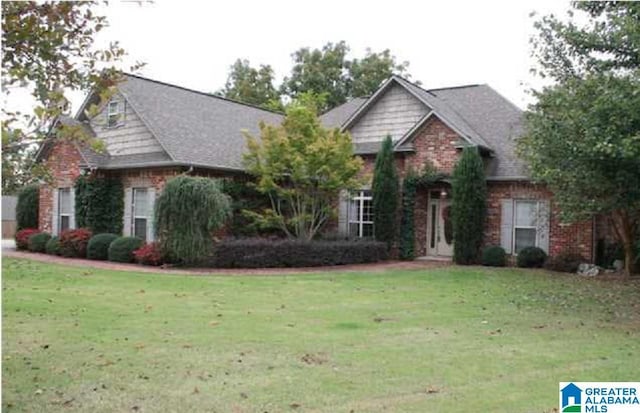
[58,188,72,232]
[513,200,538,253]
[348,190,373,238]
[132,188,149,242]
[107,100,120,128]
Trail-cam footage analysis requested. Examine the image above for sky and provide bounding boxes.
[6,0,572,115]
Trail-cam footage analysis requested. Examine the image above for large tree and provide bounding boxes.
[1,1,141,193]
[372,135,399,250]
[279,41,414,111]
[217,59,281,109]
[349,48,411,98]
[522,2,640,275]
[280,41,351,111]
[243,93,363,240]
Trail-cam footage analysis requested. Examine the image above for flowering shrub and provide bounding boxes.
[133,242,164,266]
[15,228,40,250]
[59,228,93,258]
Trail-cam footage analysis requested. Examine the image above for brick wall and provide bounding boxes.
[404,117,460,174]
[38,141,83,233]
[485,181,594,259]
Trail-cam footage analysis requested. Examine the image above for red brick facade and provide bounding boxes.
[39,115,599,262]
[38,141,84,233]
[353,117,597,261]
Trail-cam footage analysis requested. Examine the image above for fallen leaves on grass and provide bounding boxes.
[301,353,329,365]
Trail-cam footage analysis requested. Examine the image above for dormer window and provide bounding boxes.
[107,100,121,128]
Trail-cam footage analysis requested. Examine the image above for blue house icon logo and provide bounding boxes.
[561,383,582,412]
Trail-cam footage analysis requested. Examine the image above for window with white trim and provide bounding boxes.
[513,200,538,253]
[58,188,72,232]
[132,188,150,242]
[348,190,374,238]
[107,100,120,128]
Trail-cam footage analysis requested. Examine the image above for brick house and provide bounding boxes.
[36,73,598,261]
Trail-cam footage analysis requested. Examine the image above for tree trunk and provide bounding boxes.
[610,209,636,277]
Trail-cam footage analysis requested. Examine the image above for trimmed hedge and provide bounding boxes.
[15,228,40,250]
[16,185,39,231]
[87,233,119,260]
[28,232,51,253]
[516,246,547,268]
[211,238,389,268]
[45,236,61,255]
[59,228,93,258]
[545,252,585,273]
[481,246,506,267]
[108,236,143,263]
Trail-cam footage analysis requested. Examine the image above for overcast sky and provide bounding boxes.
[7,0,572,114]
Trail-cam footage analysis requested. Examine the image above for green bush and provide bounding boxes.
[45,236,61,255]
[545,252,585,273]
[482,246,506,267]
[372,135,399,250]
[516,246,548,268]
[87,233,119,260]
[16,184,39,231]
[74,175,124,234]
[155,176,231,265]
[451,147,487,265]
[28,232,51,253]
[108,236,143,263]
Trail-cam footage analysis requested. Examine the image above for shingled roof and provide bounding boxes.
[320,75,526,179]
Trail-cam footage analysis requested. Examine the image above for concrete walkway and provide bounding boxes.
[2,248,449,276]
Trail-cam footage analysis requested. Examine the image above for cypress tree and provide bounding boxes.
[372,135,399,250]
[398,170,418,260]
[451,146,487,264]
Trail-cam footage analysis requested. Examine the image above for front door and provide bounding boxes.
[427,195,454,257]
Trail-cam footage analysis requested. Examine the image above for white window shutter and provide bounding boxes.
[536,200,550,254]
[69,187,76,229]
[338,190,349,236]
[146,188,156,242]
[52,189,59,236]
[119,99,126,126]
[123,188,133,236]
[500,199,514,254]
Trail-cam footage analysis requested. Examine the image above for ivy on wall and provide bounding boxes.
[398,161,449,260]
[74,174,124,234]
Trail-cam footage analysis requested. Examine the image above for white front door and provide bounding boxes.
[427,196,454,257]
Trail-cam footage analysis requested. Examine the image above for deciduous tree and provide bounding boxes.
[218,59,281,109]
[243,93,363,240]
[523,2,640,275]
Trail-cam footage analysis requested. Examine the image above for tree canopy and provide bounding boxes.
[221,41,414,112]
[1,1,141,193]
[243,94,363,240]
[522,2,640,275]
[217,59,281,110]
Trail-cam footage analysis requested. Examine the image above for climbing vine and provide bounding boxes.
[74,174,124,234]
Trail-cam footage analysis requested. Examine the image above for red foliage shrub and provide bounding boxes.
[15,228,40,250]
[59,228,93,258]
[133,242,164,266]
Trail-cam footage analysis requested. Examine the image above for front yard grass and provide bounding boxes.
[2,257,639,412]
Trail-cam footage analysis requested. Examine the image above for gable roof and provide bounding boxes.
[68,73,284,171]
[320,75,526,179]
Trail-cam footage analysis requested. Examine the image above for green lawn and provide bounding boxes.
[2,257,639,413]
